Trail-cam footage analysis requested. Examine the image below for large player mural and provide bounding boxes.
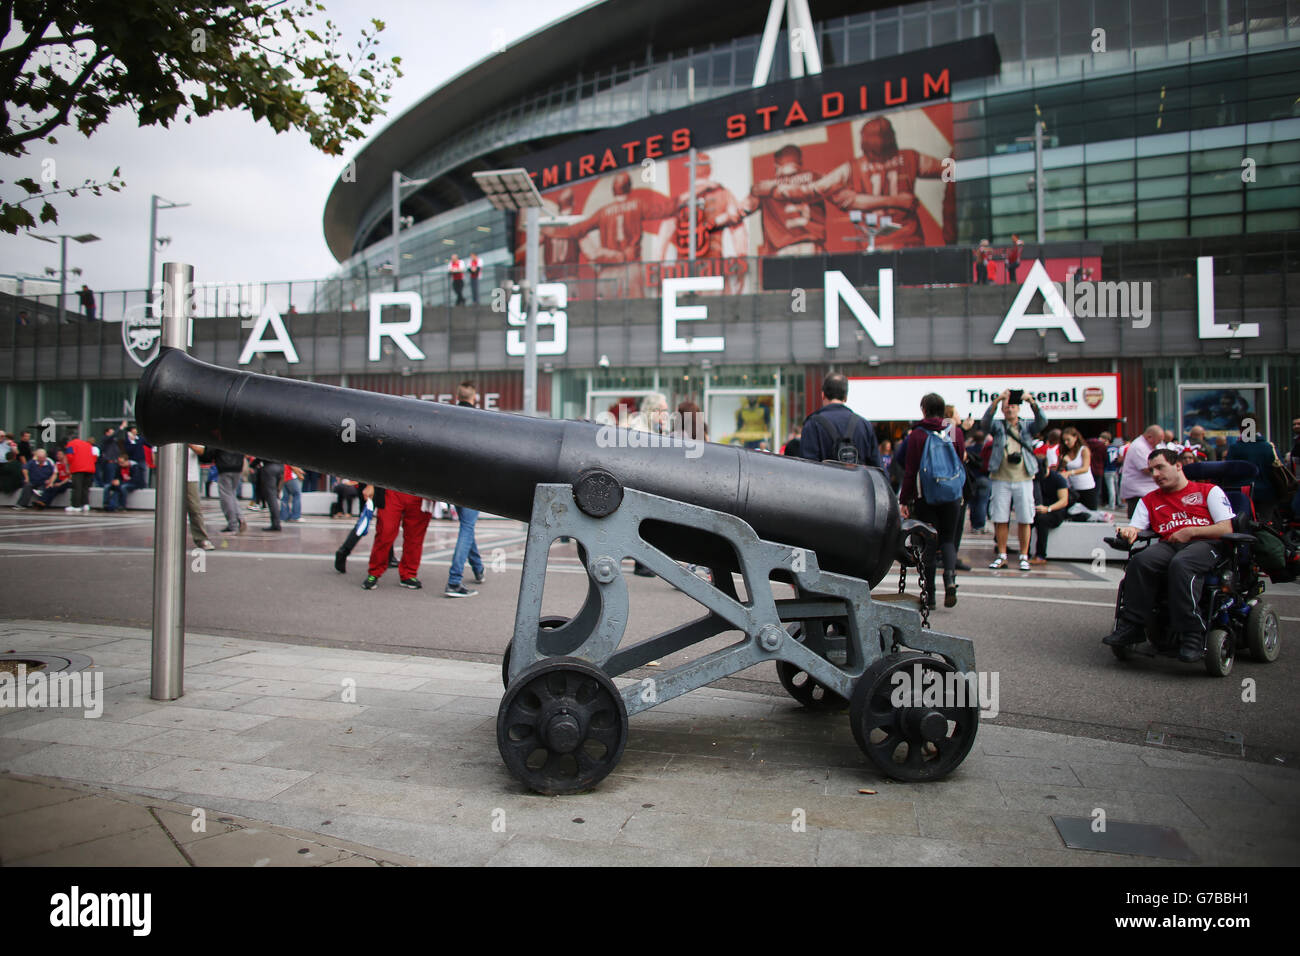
[516,103,955,297]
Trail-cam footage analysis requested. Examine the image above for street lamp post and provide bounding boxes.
[391,171,432,292]
[473,168,545,415]
[30,232,100,323]
[148,195,189,304]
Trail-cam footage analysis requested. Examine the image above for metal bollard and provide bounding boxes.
[150,262,191,700]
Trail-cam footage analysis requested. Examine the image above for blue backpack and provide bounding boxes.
[918,425,965,504]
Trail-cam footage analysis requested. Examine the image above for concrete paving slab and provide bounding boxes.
[996,779,1208,830]
[824,768,1009,807]
[915,805,1068,850]
[231,697,367,721]
[221,677,348,701]
[119,728,287,763]
[727,788,920,835]
[4,716,169,749]
[234,716,395,749]
[184,827,352,867]
[3,743,176,784]
[815,829,1030,866]
[617,809,819,865]
[9,821,189,867]
[0,774,87,816]
[126,757,313,801]
[151,806,243,845]
[1071,761,1273,803]
[126,705,277,733]
[487,835,707,866]
[0,795,156,860]
[0,737,55,762]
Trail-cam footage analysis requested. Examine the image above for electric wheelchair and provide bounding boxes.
[1103,461,1281,677]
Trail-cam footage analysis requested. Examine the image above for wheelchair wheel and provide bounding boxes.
[1245,603,1280,663]
[1204,628,1234,678]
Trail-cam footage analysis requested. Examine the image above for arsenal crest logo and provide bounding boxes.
[121,304,162,368]
[1083,387,1104,409]
[1182,492,1205,506]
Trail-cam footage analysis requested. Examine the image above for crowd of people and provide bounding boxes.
[5,397,1297,616]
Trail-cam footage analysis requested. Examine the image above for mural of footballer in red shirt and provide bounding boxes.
[653,153,749,293]
[761,116,955,249]
[714,144,827,256]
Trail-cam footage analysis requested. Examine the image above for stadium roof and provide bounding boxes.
[321,0,882,261]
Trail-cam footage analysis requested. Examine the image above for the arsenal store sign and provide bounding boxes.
[846,374,1122,423]
[519,36,1001,190]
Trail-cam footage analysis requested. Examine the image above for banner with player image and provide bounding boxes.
[516,103,955,298]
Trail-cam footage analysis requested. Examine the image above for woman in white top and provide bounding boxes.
[1058,427,1098,510]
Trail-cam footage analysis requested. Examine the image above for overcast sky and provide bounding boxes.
[0,0,589,297]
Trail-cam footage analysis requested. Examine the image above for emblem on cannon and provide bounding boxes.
[137,349,979,795]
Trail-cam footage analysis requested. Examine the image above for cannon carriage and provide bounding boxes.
[138,348,980,794]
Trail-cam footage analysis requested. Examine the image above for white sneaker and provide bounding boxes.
[1019,555,1031,571]
[988,554,1007,569]
[82,505,90,512]
[65,506,77,513]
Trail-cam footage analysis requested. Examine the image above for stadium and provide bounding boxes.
[3,0,1298,451]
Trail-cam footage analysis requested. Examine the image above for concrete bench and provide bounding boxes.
[1008,518,1127,562]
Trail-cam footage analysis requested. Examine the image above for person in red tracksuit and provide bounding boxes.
[361,485,432,590]
[63,428,97,512]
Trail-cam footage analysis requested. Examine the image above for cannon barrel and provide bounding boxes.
[137,349,901,586]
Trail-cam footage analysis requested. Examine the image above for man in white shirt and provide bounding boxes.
[1118,424,1164,517]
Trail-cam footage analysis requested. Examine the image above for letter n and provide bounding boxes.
[824,270,893,348]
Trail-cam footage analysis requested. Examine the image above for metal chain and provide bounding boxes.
[897,540,931,630]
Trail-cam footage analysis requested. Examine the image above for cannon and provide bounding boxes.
[138,348,979,794]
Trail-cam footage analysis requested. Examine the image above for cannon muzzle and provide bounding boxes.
[137,348,901,586]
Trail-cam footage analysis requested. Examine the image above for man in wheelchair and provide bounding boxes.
[1103,448,1235,663]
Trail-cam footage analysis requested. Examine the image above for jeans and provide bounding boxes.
[104,481,137,511]
[969,475,991,530]
[217,472,242,529]
[280,478,302,520]
[1103,471,1120,508]
[447,507,483,587]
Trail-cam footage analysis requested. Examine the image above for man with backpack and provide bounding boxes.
[799,373,880,468]
[899,393,967,608]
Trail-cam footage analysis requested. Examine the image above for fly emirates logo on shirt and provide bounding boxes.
[1149,486,1215,536]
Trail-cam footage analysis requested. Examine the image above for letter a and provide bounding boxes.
[993,260,1086,343]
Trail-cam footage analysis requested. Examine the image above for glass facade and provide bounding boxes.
[337,0,1300,291]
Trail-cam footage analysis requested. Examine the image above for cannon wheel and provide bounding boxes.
[497,657,627,795]
[501,616,572,689]
[849,652,978,782]
[775,624,850,711]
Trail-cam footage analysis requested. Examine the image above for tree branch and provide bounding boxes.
[0,6,57,90]
[0,46,109,153]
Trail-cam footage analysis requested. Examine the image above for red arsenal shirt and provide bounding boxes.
[1132,480,1233,540]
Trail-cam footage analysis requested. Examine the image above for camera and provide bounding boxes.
[1008,388,1023,405]
[1006,452,1023,466]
